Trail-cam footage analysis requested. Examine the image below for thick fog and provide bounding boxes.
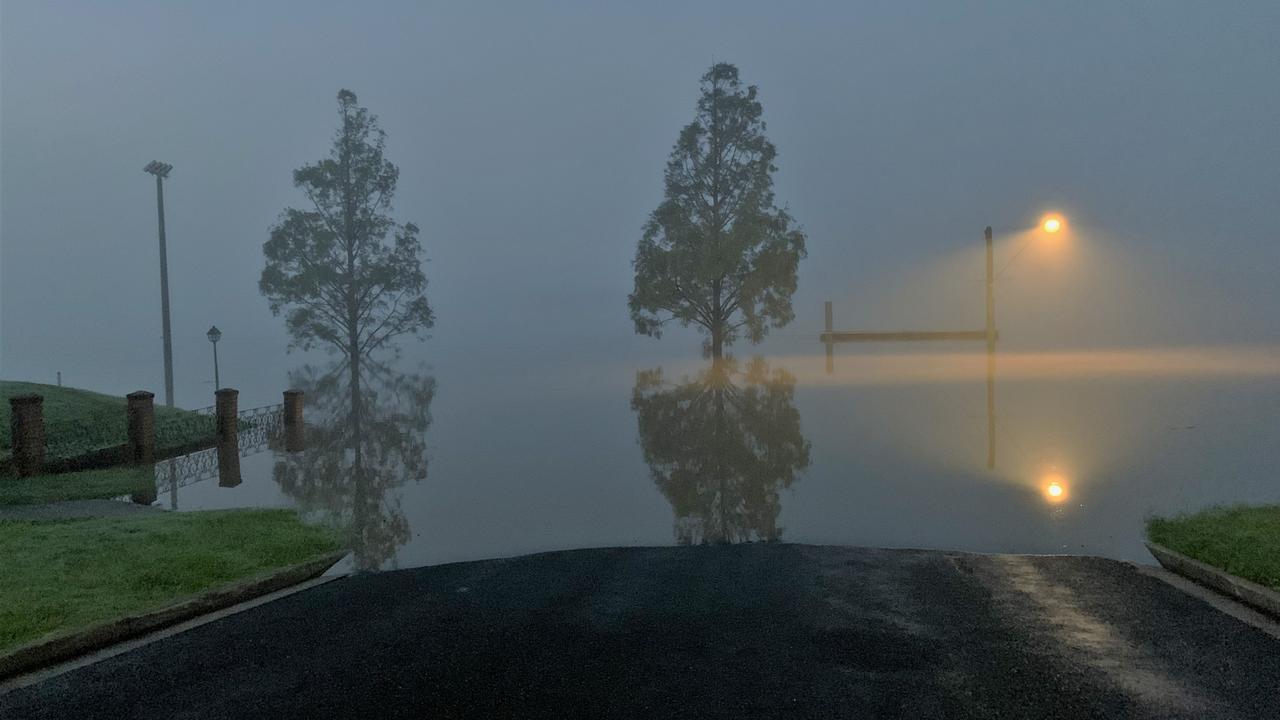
[3,1,1279,407]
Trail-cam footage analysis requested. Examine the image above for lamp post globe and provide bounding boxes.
[206,325,222,390]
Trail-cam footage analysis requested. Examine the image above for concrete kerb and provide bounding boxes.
[0,550,347,680]
[1146,541,1280,620]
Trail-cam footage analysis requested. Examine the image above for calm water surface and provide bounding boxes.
[158,343,1280,571]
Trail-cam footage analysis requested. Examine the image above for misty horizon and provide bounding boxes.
[4,2,1280,406]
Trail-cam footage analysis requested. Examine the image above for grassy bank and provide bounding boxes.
[0,509,342,652]
[1147,505,1280,592]
[0,466,155,506]
[1,381,213,464]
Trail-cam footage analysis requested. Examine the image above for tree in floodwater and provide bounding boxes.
[629,63,807,359]
[273,360,434,570]
[260,89,433,414]
[631,357,810,544]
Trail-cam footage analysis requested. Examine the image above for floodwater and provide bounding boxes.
[153,339,1280,572]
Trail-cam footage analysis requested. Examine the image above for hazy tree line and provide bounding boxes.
[258,64,807,550]
[260,62,805,375]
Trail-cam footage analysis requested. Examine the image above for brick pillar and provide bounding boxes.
[126,391,156,465]
[9,394,45,477]
[215,388,239,440]
[215,388,241,487]
[283,389,305,452]
[217,440,242,488]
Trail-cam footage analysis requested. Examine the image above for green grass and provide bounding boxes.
[0,466,156,506]
[1,380,213,463]
[0,509,343,652]
[1147,505,1280,592]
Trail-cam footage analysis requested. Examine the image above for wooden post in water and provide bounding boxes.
[9,394,45,477]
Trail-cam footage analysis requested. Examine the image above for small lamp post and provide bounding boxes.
[206,325,222,390]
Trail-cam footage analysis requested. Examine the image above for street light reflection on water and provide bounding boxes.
[1041,469,1069,504]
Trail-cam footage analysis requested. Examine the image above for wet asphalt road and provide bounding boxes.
[4,544,1279,719]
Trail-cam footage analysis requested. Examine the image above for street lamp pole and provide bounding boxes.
[819,215,1066,470]
[144,161,175,407]
[985,226,995,349]
[984,226,996,470]
[206,326,222,391]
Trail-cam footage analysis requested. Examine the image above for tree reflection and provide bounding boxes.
[632,358,810,544]
[272,360,434,570]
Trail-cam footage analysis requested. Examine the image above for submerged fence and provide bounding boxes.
[4,389,297,477]
[155,408,286,492]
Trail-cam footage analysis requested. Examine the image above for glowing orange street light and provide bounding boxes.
[996,212,1070,282]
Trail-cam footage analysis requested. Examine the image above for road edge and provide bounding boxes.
[1145,541,1280,619]
[0,550,347,680]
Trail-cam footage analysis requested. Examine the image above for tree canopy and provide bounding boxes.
[630,63,807,359]
[260,90,433,366]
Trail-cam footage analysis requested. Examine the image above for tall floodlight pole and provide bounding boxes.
[144,161,175,407]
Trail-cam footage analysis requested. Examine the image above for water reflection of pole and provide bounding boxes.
[168,458,178,510]
[985,226,996,470]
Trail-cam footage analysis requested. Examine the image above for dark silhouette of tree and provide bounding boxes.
[630,64,807,359]
[260,89,433,416]
[632,357,810,544]
[272,360,434,570]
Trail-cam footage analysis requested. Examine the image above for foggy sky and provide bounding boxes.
[3,1,1279,405]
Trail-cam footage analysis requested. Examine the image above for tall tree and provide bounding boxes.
[260,90,433,412]
[630,63,807,359]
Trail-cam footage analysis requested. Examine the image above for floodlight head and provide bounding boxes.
[143,161,173,178]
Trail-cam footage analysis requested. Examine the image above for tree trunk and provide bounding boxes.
[341,105,362,467]
[711,282,725,360]
[348,328,363,466]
